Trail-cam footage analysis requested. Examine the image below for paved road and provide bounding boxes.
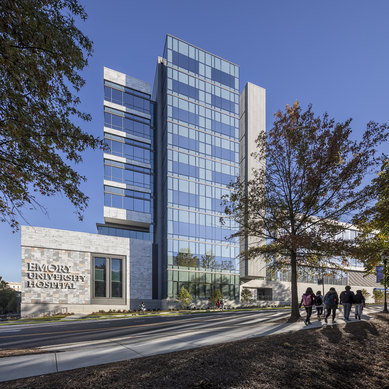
[0,310,290,350]
[0,306,383,383]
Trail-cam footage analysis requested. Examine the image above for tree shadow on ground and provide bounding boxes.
[3,316,389,389]
[342,320,379,345]
[321,324,343,344]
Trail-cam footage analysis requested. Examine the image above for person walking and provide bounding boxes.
[217,299,221,310]
[353,290,365,320]
[139,301,146,314]
[220,298,224,311]
[315,290,324,320]
[324,287,339,324]
[299,287,316,325]
[340,285,355,321]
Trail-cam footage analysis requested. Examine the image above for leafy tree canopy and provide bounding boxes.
[354,160,389,279]
[223,101,388,319]
[0,0,104,229]
[0,278,20,313]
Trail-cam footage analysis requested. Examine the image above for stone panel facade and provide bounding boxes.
[21,226,156,316]
[130,239,153,301]
[22,247,90,305]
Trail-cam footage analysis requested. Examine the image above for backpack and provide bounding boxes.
[302,294,312,306]
[324,293,337,307]
[353,293,363,304]
[315,296,323,306]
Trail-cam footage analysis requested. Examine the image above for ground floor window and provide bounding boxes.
[257,288,272,301]
[167,269,239,300]
[92,255,125,303]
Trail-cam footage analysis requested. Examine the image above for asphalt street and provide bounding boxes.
[0,310,290,350]
[0,306,383,383]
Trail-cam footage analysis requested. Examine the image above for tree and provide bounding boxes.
[0,279,20,314]
[209,288,223,307]
[354,160,389,274]
[240,288,252,305]
[223,102,388,320]
[0,0,104,229]
[175,250,198,267]
[177,286,192,309]
[361,289,370,301]
[200,252,217,270]
[373,289,384,302]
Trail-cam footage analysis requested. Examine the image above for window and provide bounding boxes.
[92,256,125,303]
[257,288,272,301]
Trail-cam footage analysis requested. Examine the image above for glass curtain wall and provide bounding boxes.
[100,80,155,240]
[163,36,240,300]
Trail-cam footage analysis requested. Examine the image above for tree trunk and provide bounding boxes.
[288,250,301,321]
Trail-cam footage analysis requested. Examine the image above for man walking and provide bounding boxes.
[340,285,354,321]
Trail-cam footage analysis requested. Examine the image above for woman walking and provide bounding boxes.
[353,290,365,320]
[299,287,316,325]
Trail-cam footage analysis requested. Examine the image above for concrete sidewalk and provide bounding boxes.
[0,308,379,383]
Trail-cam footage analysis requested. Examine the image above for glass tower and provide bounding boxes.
[154,35,240,301]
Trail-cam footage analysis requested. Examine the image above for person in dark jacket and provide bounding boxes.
[324,287,339,324]
[315,290,324,320]
[299,287,316,325]
[340,285,355,321]
[353,290,365,320]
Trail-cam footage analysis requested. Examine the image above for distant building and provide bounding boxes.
[7,282,21,292]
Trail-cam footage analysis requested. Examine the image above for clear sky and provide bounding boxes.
[1,0,389,282]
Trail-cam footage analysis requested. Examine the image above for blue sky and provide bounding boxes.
[1,0,389,281]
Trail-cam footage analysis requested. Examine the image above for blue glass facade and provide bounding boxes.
[157,35,241,299]
[100,37,242,302]
[99,73,154,241]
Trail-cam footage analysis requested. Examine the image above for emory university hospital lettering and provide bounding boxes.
[26,262,86,290]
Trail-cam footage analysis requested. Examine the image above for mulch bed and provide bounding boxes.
[1,313,389,389]
[0,348,53,358]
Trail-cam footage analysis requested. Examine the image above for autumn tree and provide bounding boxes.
[223,102,388,320]
[175,250,198,267]
[0,0,104,229]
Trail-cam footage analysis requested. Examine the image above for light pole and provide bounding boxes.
[383,255,388,312]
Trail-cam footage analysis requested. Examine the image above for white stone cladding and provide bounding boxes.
[239,82,267,279]
[21,226,153,316]
[104,67,151,94]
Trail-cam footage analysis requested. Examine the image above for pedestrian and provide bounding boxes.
[299,287,316,325]
[217,299,221,310]
[353,290,365,320]
[340,285,355,321]
[139,301,146,314]
[324,287,339,324]
[220,298,224,311]
[315,290,324,320]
